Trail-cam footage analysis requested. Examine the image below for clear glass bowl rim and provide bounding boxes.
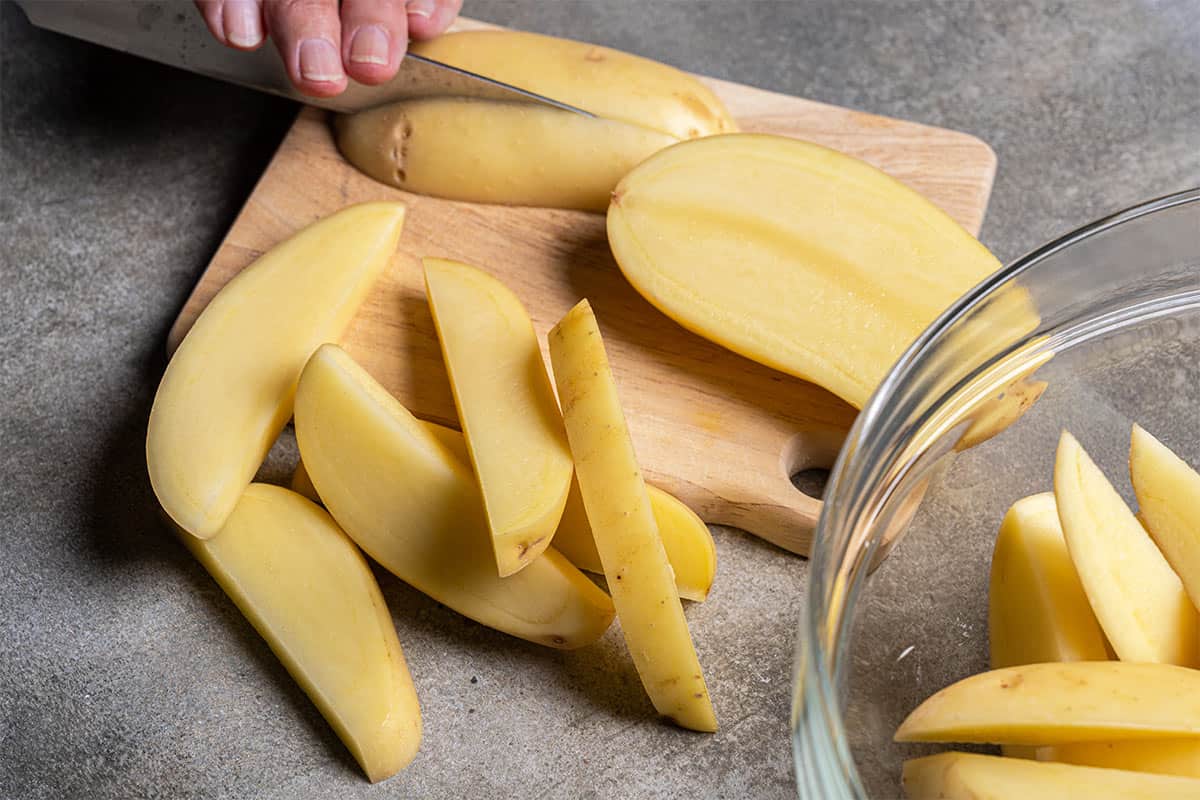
[791,186,1200,799]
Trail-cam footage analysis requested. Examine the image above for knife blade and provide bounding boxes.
[15,0,593,116]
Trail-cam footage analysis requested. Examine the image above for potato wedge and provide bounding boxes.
[1038,740,1200,778]
[424,258,573,576]
[903,752,1200,799]
[554,478,717,602]
[606,134,1008,408]
[290,458,319,504]
[294,420,468,507]
[988,493,1108,668]
[549,300,716,732]
[988,492,1108,759]
[410,30,736,140]
[295,423,715,599]
[1054,431,1198,664]
[335,99,675,212]
[147,202,404,538]
[895,662,1200,745]
[181,484,420,782]
[294,344,614,649]
[1130,424,1200,611]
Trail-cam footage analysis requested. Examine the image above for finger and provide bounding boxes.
[339,0,408,85]
[405,0,462,41]
[195,0,265,49]
[263,0,347,98]
[195,0,227,43]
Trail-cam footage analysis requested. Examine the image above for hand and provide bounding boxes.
[195,0,463,98]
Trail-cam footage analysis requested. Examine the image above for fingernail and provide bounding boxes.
[299,38,343,82]
[349,25,390,66]
[223,0,262,47]
[406,0,435,19]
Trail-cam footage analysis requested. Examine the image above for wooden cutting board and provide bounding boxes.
[168,19,996,556]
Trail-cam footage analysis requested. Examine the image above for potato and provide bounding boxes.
[291,423,463,506]
[988,492,1109,759]
[554,478,717,602]
[181,484,421,782]
[294,425,715,599]
[1038,740,1200,779]
[606,134,1012,408]
[1130,424,1200,611]
[147,202,404,537]
[293,344,614,649]
[290,457,320,504]
[1054,431,1198,664]
[895,662,1200,745]
[409,30,736,140]
[424,258,573,576]
[903,752,1200,799]
[336,29,736,211]
[335,99,675,212]
[549,300,716,732]
[988,492,1108,669]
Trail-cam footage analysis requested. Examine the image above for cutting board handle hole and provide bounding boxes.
[791,467,831,500]
[782,427,847,501]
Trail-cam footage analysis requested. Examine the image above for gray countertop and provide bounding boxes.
[3,1,1198,798]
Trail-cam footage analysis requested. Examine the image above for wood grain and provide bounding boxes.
[167,22,996,556]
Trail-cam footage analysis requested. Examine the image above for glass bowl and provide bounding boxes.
[791,188,1200,798]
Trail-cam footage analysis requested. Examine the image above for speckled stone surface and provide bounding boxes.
[2,1,1198,798]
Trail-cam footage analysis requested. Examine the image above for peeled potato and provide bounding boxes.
[147,202,404,538]
[181,484,421,783]
[903,752,1200,800]
[424,258,573,576]
[988,492,1108,669]
[607,134,1011,408]
[987,491,1109,760]
[294,344,614,649]
[1054,431,1198,665]
[1038,740,1200,779]
[895,662,1200,745]
[294,424,716,600]
[1130,424,1200,611]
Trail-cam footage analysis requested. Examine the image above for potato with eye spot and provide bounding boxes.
[335,29,736,211]
[335,100,676,212]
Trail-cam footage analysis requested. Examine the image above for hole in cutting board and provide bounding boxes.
[791,467,831,500]
[782,426,849,501]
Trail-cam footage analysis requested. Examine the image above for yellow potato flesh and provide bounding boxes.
[296,422,714,599]
[291,421,464,505]
[606,134,1005,408]
[290,458,319,504]
[902,752,1200,800]
[335,99,675,212]
[1038,740,1200,778]
[988,492,1108,669]
[181,484,420,783]
[411,30,736,140]
[147,202,405,538]
[1054,431,1198,665]
[293,344,614,649]
[1130,424,1200,612]
[549,300,716,732]
[423,258,573,577]
[895,661,1200,745]
[554,479,716,602]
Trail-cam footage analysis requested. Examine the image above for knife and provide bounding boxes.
[15,0,593,116]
